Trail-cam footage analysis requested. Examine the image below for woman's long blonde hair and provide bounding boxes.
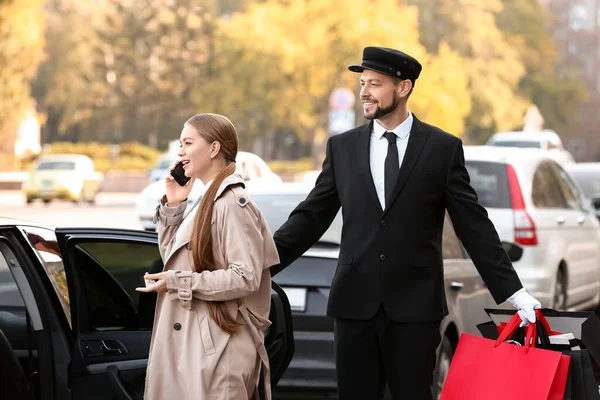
[186,113,241,335]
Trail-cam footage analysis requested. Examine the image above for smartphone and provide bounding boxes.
[170,162,191,186]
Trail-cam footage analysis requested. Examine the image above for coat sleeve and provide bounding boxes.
[271,137,341,275]
[444,139,523,304]
[155,198,187,261]
[165,200,268,302]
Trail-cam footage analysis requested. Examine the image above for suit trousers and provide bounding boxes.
[334,305,441,400]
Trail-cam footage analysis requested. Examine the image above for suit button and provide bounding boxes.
[173,323,182,331]
[380,220,387,227]
[380,254,386,261]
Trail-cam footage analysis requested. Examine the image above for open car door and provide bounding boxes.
[52,227,292,400]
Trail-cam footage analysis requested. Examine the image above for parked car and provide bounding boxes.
[464,146,600,311]
[564,162,600,220]
[136,151,282,230]
[247,183,521,399]
[0,218,294,400]
[22,154,103,204]
[485,130,575,166]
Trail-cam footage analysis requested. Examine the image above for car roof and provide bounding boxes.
[564,162,600,172]
[37,154,89,161]
[463,145,552,168]
[488,130,561,141]
[0,216,53,229]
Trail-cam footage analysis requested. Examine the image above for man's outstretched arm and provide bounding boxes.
[272,137,341,276]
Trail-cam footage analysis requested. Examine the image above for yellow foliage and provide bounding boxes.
[207,0,471,142]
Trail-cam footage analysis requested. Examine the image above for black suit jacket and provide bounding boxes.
[272,115,523,322]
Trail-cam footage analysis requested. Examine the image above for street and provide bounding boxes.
[0,191,143,230]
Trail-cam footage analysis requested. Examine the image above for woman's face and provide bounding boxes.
[177,124,215,179]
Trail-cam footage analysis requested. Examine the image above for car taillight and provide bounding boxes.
[506,164,538,246]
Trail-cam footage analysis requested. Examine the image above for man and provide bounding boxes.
[271,46,541,400]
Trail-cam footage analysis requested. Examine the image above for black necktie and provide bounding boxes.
[384,131,399,208]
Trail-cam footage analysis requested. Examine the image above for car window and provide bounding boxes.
[156,157,175,170]
[0,248,26,307]
[567,170,600,198]
[21,227,72,327]
[250,162,263,178]
[241,162,252,180]
[532,163,568,209]
[489,140,542,149]
[442,217,465,260]
[464,161,511,209]
[36,161,76,170]
[74,241,163,331]
[549,163,582,210]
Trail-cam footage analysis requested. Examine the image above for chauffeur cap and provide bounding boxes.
[348,46,422,82]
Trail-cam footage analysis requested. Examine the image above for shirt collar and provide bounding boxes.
[373,110,413,140]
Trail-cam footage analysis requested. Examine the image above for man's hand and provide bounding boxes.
[507,288,542,327]
[135,272,168,293]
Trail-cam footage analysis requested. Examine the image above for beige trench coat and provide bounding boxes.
[144,173,280,400]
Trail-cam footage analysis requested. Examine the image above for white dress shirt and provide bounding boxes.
[369,111,413,210]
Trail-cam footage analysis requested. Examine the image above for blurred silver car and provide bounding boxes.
[464,146,600,311]
[248,183,515,399]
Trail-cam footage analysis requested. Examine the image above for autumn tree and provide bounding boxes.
[196,0,471,160]
[496,0,588,135]
[410,0,529,144]
[0,0,45,164]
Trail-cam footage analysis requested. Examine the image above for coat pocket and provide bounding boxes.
[197,314,216,356]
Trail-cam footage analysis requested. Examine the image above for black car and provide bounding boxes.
[0,218,294,400]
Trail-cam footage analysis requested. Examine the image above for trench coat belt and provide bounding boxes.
[238,303,271,400]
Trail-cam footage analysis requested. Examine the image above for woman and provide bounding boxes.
[136,113,280,400]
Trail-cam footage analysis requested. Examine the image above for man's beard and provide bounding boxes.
[365,92,399,120]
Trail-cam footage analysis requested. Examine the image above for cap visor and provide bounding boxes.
[348,64,365,72]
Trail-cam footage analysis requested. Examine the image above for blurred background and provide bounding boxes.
[1,0,599,180]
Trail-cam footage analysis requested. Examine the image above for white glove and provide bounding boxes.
[507,288,542,327]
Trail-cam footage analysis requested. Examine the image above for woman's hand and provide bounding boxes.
[135,272,168,293]
[165,160,194,206]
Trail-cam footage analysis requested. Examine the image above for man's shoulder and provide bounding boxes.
[415,118,461,145]
[330,122,370,144]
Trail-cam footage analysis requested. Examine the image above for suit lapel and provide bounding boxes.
[383,116,429,216]
[356,121,383,213]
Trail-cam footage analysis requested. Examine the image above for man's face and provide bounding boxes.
[359,69,400,120]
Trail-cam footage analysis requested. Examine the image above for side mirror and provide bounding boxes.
[502,241,524,263]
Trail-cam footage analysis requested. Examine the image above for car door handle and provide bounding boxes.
[577,215,586,225]
[556,216,565,225]
[101,340,125,355]
[450,281,464,289]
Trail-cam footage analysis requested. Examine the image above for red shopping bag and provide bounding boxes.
[441,313,570,400]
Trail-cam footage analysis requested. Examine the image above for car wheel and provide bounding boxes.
[42,199,51,205]
[432,336,454,399]
[553,268,567,311]
[25,197,33,205]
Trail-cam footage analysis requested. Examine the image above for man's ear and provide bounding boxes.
[399,79,413,98]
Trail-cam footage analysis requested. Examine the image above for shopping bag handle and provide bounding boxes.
[495,313,523,346]
[494,313,537,352]
[535,310,552,335]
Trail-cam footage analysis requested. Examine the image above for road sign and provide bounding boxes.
[329,88,356,110]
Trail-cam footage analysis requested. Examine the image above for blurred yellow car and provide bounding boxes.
[22,154,103,204]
